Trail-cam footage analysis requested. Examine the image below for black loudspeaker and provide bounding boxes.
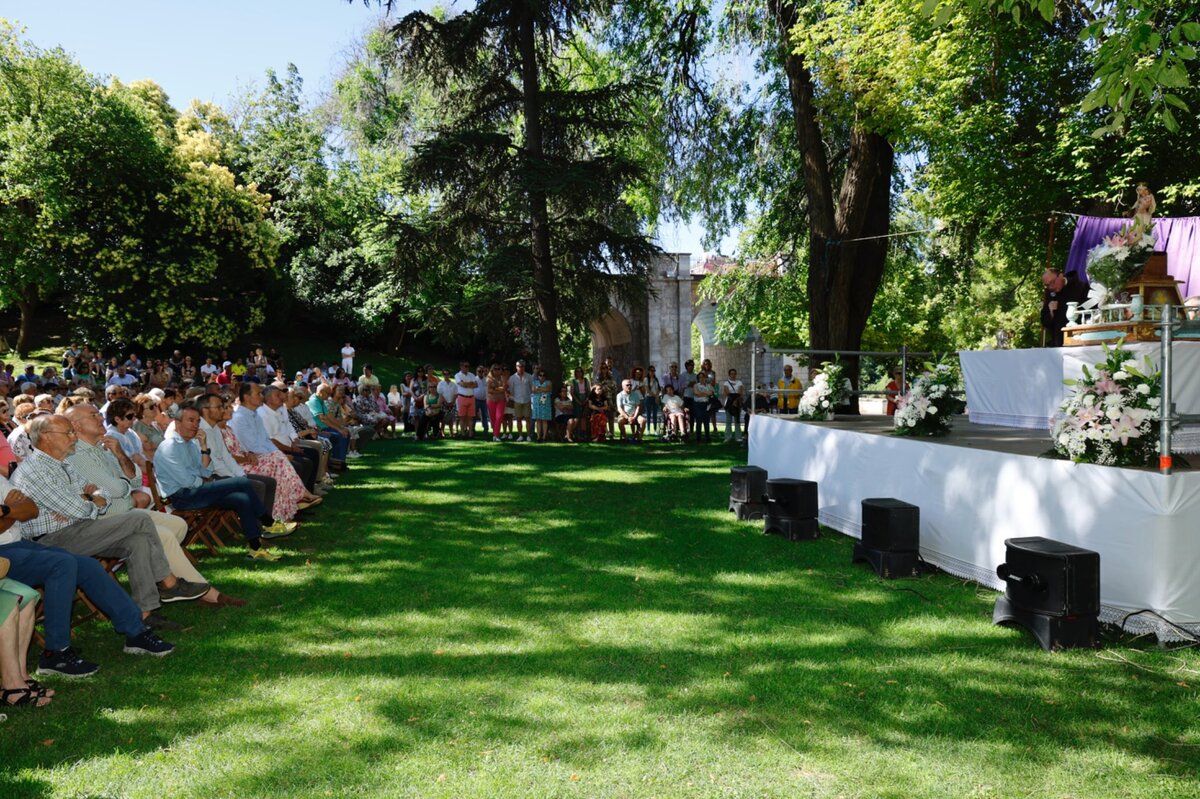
[996,537,1099,617]
[730,466,768,503]
[860,498,919,552]
[993,537,1100,651]
[763,513,819,541]
[766,478,818,519]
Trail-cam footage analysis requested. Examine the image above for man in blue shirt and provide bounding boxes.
[155,404,282,562]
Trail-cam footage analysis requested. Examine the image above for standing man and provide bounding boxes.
[473,365,489,436]
[454,361,479,439]
[507,360,534,442]
[1041,267,1088,347]
[777,364,802,415]
[340,342,355,375]
[682,360,699,439]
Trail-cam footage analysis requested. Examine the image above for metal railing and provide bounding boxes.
[748,346,939,415]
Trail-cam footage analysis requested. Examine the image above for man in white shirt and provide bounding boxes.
[507,360,534,441]
[199,357,220,382]
[340,342,355,374]
[472,365,489,435]
[615,379,646,442]
[196,393,279,525]
[436,369,458,438]
[259,384,322,493]
[453,361,479,439]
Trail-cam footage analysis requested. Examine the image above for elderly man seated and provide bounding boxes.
[615,379,646,443]
[284,387,334,487]
[195,393,286,533]
[258,384,324,494]
[63,404,244,607]
[13,415,209,629]
[154,404,282,562]
[229,383,321,522]
[2,479,175,678]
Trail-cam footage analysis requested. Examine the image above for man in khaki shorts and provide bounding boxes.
[507,360,534,442]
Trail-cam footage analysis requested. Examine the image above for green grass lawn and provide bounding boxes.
[2,437,1199,798]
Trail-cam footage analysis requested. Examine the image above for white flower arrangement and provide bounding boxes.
[893,360,965,437]
[1050,345,1160,467]
[797,360,852,420]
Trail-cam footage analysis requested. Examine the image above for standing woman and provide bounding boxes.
[642,365,661,435]
[530,368,553,442]
[692,373,715,442]
[585,384,610,442]
[486,364,508,443]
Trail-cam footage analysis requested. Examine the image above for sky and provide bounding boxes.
[4,0,719,259]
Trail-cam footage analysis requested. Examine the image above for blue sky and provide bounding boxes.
[5,0,718,258]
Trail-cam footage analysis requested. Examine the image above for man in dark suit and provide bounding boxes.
[1041,268,1089,347]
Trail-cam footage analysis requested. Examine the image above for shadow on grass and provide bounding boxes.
[2,437,1199,796]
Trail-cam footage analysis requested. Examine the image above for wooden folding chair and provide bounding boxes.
[144,461,239,560]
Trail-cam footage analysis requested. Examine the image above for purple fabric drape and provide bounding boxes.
[1065,215,1200,299]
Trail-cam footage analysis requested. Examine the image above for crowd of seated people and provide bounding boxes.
[0,342,388,710]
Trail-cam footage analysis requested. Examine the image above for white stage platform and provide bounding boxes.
[748,414,1200,641]
[959,342,1200,429]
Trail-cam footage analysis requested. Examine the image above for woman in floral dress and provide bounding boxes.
[221,403,308,522]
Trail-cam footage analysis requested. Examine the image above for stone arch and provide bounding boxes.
[590,306,635,369]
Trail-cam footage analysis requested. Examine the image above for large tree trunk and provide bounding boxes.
[15,290,37,357]
[772,1,894,409]
[516,4,563,385]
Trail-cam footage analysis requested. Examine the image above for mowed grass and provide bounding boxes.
[2,437,1199,798]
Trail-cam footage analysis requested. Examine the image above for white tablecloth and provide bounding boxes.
[960,343,1200,429]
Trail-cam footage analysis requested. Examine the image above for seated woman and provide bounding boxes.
[661,384,687,439]
[1,561,51,708]
[104,398,147,474]
[132,393,168,460]
[585,385,609,442]
[553,386,576,442]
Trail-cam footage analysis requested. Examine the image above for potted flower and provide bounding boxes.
[893,360,966,437]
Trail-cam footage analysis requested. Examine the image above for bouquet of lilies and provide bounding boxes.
[797,360,852,420]
[1085,223,1156,302]
[893,360,965,437]
[1050,345,1160,467]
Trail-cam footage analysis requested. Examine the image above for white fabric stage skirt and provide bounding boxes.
[748,415,1200,640]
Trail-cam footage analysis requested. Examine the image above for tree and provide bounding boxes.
[0,23,172,353]
[385,2,660,382]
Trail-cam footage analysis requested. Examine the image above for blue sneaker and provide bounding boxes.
[123,630,175,657]
[37,646,100,678]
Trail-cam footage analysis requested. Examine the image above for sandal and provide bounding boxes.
[2,687,51,708]
[25,679,54,698]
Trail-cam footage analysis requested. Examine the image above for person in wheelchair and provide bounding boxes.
[661,384,688,441]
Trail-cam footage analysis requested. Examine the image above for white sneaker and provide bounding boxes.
[347,451,363,459]
[519,436,527,442]
[493,437,501,442]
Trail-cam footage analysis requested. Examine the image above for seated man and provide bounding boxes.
[615,379,646,443]
[63,404,243,607]
[285,388,334,487]
[15,415,209,626]
[230,383,320,522]
[306,384,351,468]
[1,470,174,676]
[258,385,323,494]
[196,393,281,525]
[154,405,281,562]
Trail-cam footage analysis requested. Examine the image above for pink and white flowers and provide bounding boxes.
[1050,346,1160,466]
[797,361,851,420]
[1085,223,1156,302]
[893,360,965,437]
